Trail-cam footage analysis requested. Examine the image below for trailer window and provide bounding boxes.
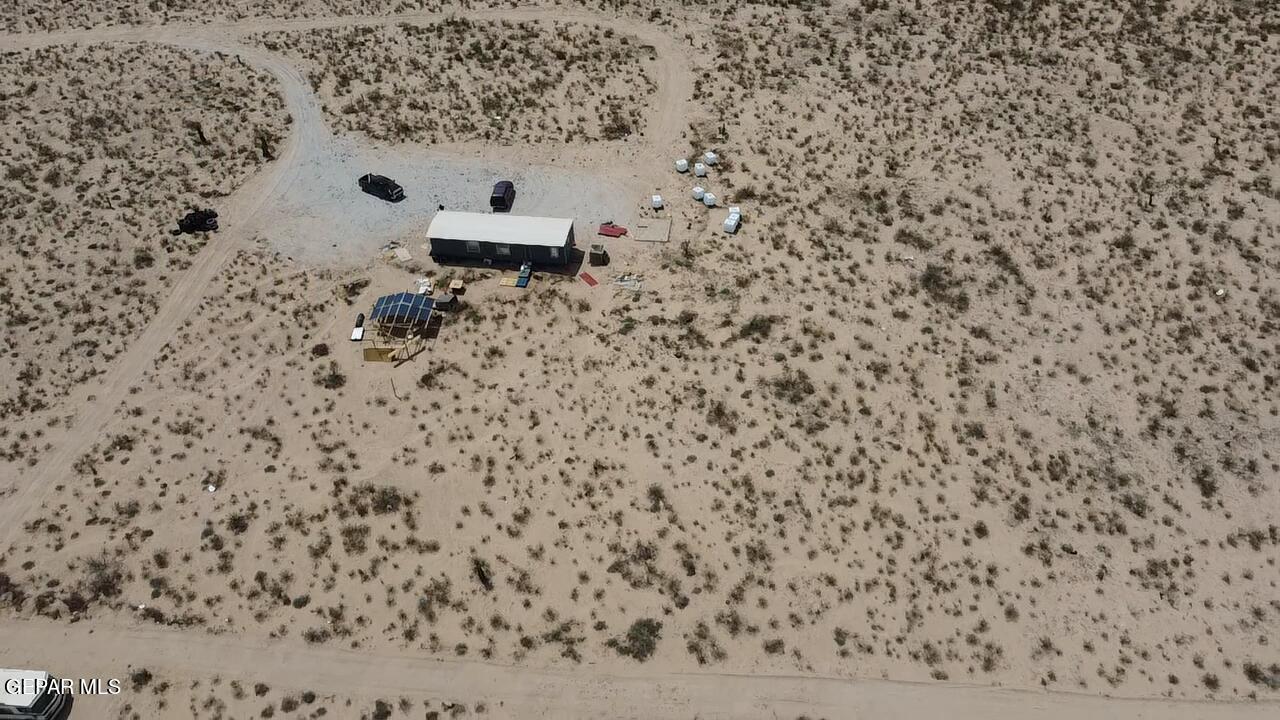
[465,241,480,254]
[496,245,511,256]
[549,247,560,259]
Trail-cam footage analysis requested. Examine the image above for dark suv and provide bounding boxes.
[359,174,405,202]
[490,180,515,211]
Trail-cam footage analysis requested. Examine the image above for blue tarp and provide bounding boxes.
[370,292,435,326]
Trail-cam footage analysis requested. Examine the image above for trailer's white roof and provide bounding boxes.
[1,669,49,707]
[427,211,573,248]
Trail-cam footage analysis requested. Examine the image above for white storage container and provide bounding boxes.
[692,186,705,200]
[694,162,708,177]
[651,194,664,209]
[723,213,741,234]
[702,192,718,207]
[704,151,719,166]
[675,158,689,173]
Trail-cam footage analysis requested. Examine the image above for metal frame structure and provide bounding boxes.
[364,292,435,361]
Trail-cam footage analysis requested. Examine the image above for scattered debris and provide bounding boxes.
[598,222,628,237]
[613,273,643,291]
[589,244,610,266]
[500,263,533,288]
[350,312,366,342]
[723,212,741,234]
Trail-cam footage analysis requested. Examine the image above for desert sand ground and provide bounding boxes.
[1,1,1278,719]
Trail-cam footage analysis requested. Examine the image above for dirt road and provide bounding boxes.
[1,619,1274,720]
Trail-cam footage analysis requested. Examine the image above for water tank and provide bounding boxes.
[703,192,718,207]
[694,162,707,177]
[692,186,705,200]
[704,151,719,166]
[651,194,664,209]
[675,158,689,173]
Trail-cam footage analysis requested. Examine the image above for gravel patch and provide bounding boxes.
[259,136,635,266]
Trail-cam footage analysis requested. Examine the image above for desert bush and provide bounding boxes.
[607,618,663,661]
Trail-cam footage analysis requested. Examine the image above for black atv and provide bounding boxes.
[176,209,219,234]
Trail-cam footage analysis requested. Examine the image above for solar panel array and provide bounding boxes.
[369,292,435,326]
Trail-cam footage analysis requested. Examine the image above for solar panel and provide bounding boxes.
[369,292,435,326]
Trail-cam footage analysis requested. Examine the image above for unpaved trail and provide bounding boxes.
[0,10,694,149]
[0,8,691,548]
[0,619,1275,720]
[0,31,327,550]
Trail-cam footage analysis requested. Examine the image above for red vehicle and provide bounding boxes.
[597,222,628,238]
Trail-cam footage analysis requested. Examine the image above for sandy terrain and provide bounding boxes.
[1,1,1278,719]
[0,39,287,473]
[255,19,658,146]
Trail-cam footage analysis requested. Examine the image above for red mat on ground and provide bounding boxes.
[579,272,598,287]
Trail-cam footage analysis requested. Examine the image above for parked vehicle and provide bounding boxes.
[176,208,218,234]
[490,180,515,211]
[359,174,404,202]
[1,669,72,719]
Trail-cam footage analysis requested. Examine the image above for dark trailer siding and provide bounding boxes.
[429,227,574,267]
